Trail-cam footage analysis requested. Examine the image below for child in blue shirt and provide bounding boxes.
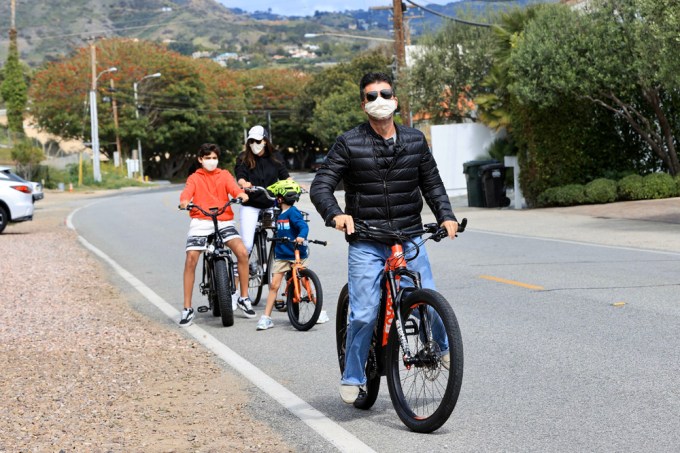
[256,181,308,330]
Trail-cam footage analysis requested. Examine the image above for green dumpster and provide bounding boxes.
[463,159,499,207]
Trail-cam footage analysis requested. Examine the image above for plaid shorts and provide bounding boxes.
[185,218,240,251]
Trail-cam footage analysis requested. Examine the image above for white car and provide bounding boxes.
[0,166,34,234]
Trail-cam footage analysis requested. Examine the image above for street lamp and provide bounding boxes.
[133,72,161,180]
[89,66,117,183]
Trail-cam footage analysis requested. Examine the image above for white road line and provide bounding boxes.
[67,209,376,453]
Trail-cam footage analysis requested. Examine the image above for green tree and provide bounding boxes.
[475,7,542,131]
[1,29,28,134]
[296,49,392,147]
[509,1,680,175]
[308,80,366,145]
[405,18,495,123]
[29,39,245,180]
[11,139,43,180]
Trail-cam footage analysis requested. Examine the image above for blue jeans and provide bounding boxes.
[342,238,449,386]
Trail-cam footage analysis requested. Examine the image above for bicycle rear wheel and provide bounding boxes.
[247,232,265,305]
[385,289,463,433]
[214,258,234,327]
[335,284,380,410]
[287,269,322,331]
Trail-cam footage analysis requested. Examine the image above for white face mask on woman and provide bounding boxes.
[250,142,265,155]
[201,158,218,172]
[364,96,397,120]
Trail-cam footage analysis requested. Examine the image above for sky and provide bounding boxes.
[217,1,454,17]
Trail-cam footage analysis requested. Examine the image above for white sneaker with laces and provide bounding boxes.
[232,293,238,311]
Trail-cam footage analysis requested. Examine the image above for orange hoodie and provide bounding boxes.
[180,168,245,221]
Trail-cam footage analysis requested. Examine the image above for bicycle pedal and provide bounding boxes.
[196,306,209,313]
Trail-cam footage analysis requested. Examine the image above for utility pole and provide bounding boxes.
[404,15,423,46]
[392,0,411,126]
[110,78,123,167]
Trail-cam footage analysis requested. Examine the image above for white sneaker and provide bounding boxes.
[179,308,194,328]
[316,310,329,324]
[442,352,450,370]
[232,293,238,311]
[339,384,360,404]
[256,315,274,331]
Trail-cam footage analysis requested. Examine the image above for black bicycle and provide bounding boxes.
[335,218,467,433]
[244,186,280,305]
[179,198,242,327]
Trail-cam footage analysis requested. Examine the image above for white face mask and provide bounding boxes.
[201,159,218,172]
[364,96,397,120]
[250,142,265,155]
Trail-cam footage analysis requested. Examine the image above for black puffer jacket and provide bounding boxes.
[310,122,456,236]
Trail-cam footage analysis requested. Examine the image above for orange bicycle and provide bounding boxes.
[267,237,326,331]
[335,218,467,432]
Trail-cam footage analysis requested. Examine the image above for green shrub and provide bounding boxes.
[618,174,645,200]
[619,173,677,200]
[675,176,680,196]
[642,173,676,199]
[537,184,585,207]
[584,178,618,204]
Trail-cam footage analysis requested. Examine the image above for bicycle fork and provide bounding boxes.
[383,244,424,370]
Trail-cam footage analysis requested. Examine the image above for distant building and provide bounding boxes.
[191,51,212,59]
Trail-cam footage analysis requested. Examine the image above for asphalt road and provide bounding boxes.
[71,181,680,452]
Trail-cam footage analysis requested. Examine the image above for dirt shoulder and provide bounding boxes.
[0,190,292,452]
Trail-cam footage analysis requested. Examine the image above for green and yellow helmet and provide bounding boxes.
[267,179,301,204]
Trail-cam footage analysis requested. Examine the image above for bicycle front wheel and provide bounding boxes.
[385,289,463,433]
[214,258,234,327]
[287,269,323,331]
[247,232,265,305]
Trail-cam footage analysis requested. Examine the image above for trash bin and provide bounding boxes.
[480,162,510,208]
[463,160,499,207]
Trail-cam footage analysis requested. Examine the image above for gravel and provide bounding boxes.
[0,191,293,452]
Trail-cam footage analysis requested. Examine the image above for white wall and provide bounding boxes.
[430,123,499,196]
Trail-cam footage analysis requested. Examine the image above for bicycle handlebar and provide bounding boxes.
[245,185,309,201]
[267,237,327,246]
[244,185,277,201]
[177,198,242,217]
[328,217,467,241]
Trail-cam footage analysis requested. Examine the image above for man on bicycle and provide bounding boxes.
[310,72,459,404]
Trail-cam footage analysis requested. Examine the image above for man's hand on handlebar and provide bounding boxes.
[236,192,249,203]
[179,200,191,210]
[333,214,354,235]
[441,220,459,240]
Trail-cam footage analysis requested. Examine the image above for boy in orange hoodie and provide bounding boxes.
[178,143,255,327]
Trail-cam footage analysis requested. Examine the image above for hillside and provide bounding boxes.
[0,0,556,69]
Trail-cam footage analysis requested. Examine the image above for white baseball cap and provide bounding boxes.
[247,125,268,142]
